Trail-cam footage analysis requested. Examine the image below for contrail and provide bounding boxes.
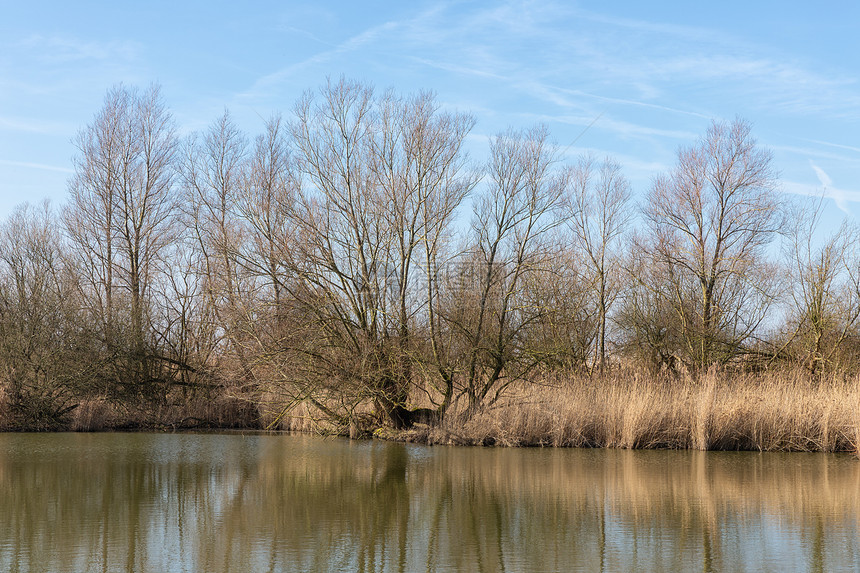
[562,109,605,155]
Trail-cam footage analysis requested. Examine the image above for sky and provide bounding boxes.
[2,0,860,224]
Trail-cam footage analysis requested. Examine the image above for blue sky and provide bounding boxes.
[2,1,860,222]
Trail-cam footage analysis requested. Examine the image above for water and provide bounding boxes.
[0,433,858,572]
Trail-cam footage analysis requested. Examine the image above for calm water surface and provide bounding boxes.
[0,433,859,572]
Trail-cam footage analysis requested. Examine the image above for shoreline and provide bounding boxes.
[3,369,859,456]
[1,425,858,457]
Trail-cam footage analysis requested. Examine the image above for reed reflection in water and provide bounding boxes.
[0,433,858,572]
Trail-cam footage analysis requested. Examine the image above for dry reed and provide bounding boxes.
[68,392,261,431]
[441,369,860,453]
[0,385,9,430]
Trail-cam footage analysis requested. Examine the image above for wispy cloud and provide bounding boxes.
[811,162,833,189]
[770,144,859,163]
[0,159,74,174]
[16,35,141,64]
[239,20,400,101]
[780,163,859,217]
[0,116,75,136]
[0,34,147,102]
[410,57,509,82]
[569,7,744,47]
[804,138,860,155]
[809,161,852,215]
[517,82,711,121]
[437,2,860,121]
[511,110,697,144]
[381,0,860,138]
[782,179,860,207]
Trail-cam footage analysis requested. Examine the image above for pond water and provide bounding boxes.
[0,433,858,572]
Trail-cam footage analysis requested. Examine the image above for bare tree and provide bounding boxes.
[268,79,477,429]
[641,119,782,370]
[117,85,178,376]
[515,243,596,371]
[181,110,257,387]
[65,86,129,349]
[65,84,178,396]
[566,155,632,373]
[237,114,297,336]
[442,125,566,417]
[282,78,388,427]
[151,239,217,391]
[372,89,477,422]
[778,197,860,374]
[616,238,686,372]
[0,202,85,426]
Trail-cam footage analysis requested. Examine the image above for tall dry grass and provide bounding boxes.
[0,384,9,430]
[68,392,261,431]
[257,391,325,433]
[437,369,860,453]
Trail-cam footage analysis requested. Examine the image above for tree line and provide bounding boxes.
[2,78,859,431]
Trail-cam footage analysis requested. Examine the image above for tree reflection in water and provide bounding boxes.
[0,434,858,572]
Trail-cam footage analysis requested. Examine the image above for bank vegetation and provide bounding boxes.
[2,79,860,453]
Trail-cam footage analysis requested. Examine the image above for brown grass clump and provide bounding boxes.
[0,384,9,430]
[258,393,323,433]
[68,391,261,432]
[445,369,860,453]
[685,371,859,452]
[70,396,120,431]
[256,390,382,437]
